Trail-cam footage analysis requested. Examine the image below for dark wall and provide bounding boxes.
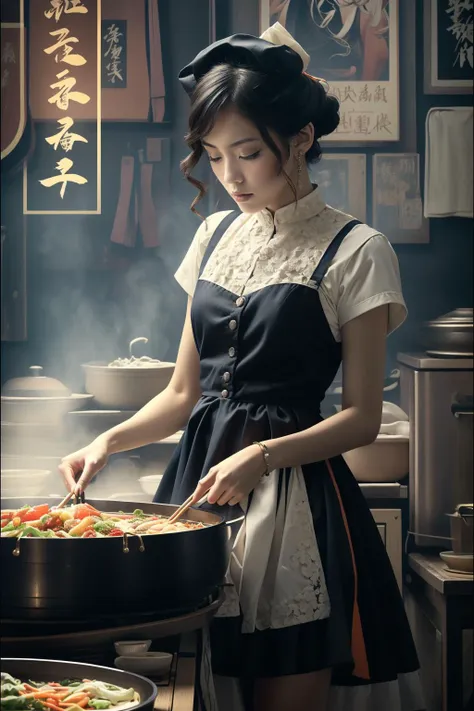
[226,0,473,371]
[1,0,473,387]
[1,0,213,388]
[389,3,473,365]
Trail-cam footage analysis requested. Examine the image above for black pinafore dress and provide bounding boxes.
[155,212,424,710]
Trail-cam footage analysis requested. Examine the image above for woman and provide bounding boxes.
[59,24,424,711]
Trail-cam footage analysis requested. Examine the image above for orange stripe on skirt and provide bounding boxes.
[326,459,370,680]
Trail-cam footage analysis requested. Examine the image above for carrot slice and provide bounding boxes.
[44,702,64,711]
[62,694,88,704]
[23,691,58,699]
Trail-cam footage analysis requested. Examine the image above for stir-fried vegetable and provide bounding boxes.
[0,503,205,539]
[0,674,139,711]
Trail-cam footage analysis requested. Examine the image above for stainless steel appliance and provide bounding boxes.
[398,353,473,547]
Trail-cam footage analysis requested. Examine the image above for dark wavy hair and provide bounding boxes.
[180,63,340,214]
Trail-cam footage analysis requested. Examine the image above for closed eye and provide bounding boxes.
[208,155,221,163]
[240,151,261,160]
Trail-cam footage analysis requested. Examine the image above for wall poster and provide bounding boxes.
[373,153,429,243]
[1,0,26,161]
[424,0,473,94]
[260,0,400,143]
[310,153,367,221]
[24,0,101,215]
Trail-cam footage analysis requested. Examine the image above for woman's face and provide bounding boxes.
[202,107,297,214]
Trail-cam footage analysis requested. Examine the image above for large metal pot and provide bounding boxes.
[82,362,175,410]
[421,308,473,357]
[0,497,241,621]
[1,658,158,711]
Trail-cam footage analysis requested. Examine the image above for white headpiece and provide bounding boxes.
[259,22,310,72]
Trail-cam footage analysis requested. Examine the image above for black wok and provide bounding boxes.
[0,497,242,621]
[1,658,157,711]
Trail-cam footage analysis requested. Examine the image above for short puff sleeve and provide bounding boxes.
[337,232,407,335]
[174,210,233,296]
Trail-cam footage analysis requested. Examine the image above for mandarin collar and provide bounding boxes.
[255,186,326,230]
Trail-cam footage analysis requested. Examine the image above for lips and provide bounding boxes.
[232,192,254,202]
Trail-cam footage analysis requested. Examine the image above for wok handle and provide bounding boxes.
[225,515,245,526]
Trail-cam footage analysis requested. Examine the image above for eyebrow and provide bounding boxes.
[202,137,260,149]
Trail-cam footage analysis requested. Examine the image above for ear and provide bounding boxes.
[292,123,314,156]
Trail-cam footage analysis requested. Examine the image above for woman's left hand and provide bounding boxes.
[191,445,267,507]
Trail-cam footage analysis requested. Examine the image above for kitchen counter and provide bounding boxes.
[408,552,473,595]
[405,553,473,711]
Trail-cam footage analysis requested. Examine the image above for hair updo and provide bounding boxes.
[180,61,340,213]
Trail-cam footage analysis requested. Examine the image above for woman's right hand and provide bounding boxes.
[58,437,110,495]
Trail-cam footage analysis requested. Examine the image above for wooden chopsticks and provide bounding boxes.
[167,490,209,526]
[54,490,85,510]
[166,495,195,526]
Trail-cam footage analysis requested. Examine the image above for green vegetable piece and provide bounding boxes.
[1,521,26,533]
[132,509,146,518]
[21,527,48,538]
[1,684,21,698]
[59,681,81,687]
[1,695,29,710]
[88,701,111,709]
[93,521,115,534]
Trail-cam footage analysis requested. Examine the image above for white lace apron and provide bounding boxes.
[215,466,330,632]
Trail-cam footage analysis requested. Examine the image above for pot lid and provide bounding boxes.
[2,366,71,398]
[425,308,473,327]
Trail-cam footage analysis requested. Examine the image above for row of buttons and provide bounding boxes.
[221,297,245,398]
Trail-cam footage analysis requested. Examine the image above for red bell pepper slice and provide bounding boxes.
[18,504,50,522]
[72,504,101,519]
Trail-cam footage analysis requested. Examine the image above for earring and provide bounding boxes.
[296,152,303,189]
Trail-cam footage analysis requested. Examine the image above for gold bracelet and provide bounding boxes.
[253,441,271,477]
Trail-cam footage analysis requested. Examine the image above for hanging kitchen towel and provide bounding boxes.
[110,156,138,247]
[138,162,160,248]
[424,107,473,218]
[147,0,166,123]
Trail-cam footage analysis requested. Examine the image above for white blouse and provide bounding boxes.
[175,188,407,342]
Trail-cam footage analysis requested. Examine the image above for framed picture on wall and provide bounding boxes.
[372,153,430,244]
[259,0,401,145]
[424,0,474,94]
[311,154,367,221]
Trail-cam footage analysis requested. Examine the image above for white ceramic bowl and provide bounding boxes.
[138,474,163,496]
[1,469,52,497]
[114,652,173,676]
[439,551,474,574]
[82,362,175,410]
[342,435,409,483]
[114,640,152,656]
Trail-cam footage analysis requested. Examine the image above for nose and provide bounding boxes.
[223,157,243,186]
